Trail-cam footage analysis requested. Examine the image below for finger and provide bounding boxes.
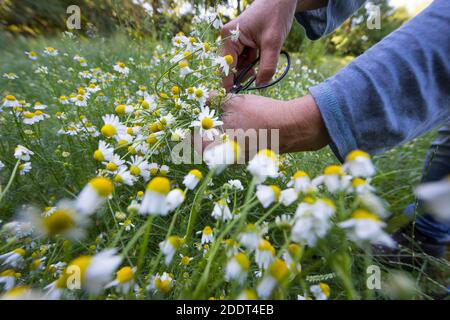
[256,48,279,86]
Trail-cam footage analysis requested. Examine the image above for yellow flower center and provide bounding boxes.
[224,55,234,65]
[195,89,204,98]
[258,240,275,255]
[234,253,250,271]
[181,256,191,266]
[116,266,134,283]
[201,117,214,130]
[346,150,370,162]
[324,165,343,176]
[13,248,26,256]
[203,42,210,52]
[171,86,180,95]
[106,162,118,171]
[352,178,367,187]
[187,87,194,95]
[270,259,289,282]
[189,169,202,180]
[0,269,15,277]
[258,149,277,160]
[203,226,213,235]
[101,124,117,137]
[117,62,126,68]
[23,111,34,119]
[114,175,123,183]
[146,176,171,194]
[319,282,331,297]
[293,170,308,179]
[115,104,126,114]
[154,278,171,293]
[179,60,188,69]
[66,255,92,283]
[352,209,380,221]
[35,110,43,116]
[168,236,185,249]
[89,176,114,197]
[288,243,301,257]
[130,165,141,176]
[5,95,16,101]
[93,150,104,161]
[183,51,193,59]
[43,209,75,236]
[270,185,281,201]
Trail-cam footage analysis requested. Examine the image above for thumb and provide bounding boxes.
[256,48,279,86]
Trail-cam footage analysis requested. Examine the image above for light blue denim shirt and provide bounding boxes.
[296,0,450,161]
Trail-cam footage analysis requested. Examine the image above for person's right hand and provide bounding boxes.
[221,0,299,90]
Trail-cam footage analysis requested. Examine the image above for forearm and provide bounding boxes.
[308,0,450,160]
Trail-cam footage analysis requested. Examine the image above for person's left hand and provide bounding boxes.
[218,94,330,157]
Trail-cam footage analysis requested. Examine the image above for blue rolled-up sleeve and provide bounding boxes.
[295,0,366,40]
[308,0,450,161]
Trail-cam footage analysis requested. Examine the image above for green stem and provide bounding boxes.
[0,160,20,204]
[136,215,155,276]
[184,169,214,241]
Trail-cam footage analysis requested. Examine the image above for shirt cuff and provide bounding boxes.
[309,82,357,162]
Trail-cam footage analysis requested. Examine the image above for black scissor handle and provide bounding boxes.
[231,50,291,94]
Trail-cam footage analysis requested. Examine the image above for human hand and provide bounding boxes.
[221,0,298,90]
[220,94,330,158]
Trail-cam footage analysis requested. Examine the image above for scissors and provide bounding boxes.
[230,50,291,94]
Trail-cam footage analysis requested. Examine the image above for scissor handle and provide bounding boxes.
[231,50,291,94]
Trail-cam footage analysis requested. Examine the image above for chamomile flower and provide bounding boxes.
[148,272,173,294]
[56,249,122,295]
[230,24,240,42]
[101,114,127,139]
[288,170,314,193]
[14,145,34,161]
[114,104,134,115]
[183,169,203,190]
[118,219,135,232]
[351,178,375,194]
[310,283,330,300]
[279,188,298,206]
[247,149,279,184]
[166,188,186,212]
[192,85,209,107]
[114,167,136,186]
[140,176,171,216]
[255,239,275,270]
[171,128,188,142]
[178,60,192,77]
[225,253,250,284]
[315,165,351,193]
[159,236,185,265]
[200,226,214,244]
[256,185,281,208]
[227,179,244,190]
[44,47,58,56]
[343,150,375,177]
[0,269,17,291]
[212,199,233,221]
[338,209,395,248]
[238,224,263,252]
[76,176,114,215]
[203,140,240,173]
[105,266,136,294]
[2,95,21,108]
[113,61,129,75]
[128,155,150,181]
[0,248,26,268]
[18,162,32,175]
[257,259,289,299]
[191,106,222,141]
[283,243,302,272]
[25,51,38,60]
[291,198,335,246]
[214,55,234,76]
[24,200,87,239]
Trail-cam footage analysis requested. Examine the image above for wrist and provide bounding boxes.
[279,95,330,153]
